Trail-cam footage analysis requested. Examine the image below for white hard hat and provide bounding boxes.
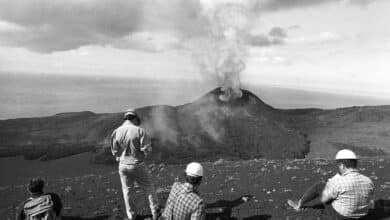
[185,162,204,177]
[335,149,358,160]
[124,109,137,118]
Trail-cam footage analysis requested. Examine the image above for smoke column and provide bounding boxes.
[191,2,253,101]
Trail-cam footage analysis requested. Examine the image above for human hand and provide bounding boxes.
[241,195,254,203]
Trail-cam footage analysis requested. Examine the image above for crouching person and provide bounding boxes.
[287,149,374,219]
[162,162,205,220]
[16,178,62,220]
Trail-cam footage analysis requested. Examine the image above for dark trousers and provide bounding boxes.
[299,182,366,220]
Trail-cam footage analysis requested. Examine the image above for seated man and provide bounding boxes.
[162,162,205,220]
[16,178,63,220]
[287,149,374,219]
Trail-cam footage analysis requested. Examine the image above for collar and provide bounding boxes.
[341,168,359,176]
[122,120,134,126]
[183,182,198,194]
[31,192,43,198]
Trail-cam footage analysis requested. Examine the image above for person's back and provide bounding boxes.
[23,194,56,220]
[112,120,150,165]
[287,149,375,220]
[327,170,374,218]
[164,182,204,220]
[111,110,159,220]
[17,179,62,220]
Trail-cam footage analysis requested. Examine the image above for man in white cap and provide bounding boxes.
[287,149,374,219]
[162,162,205,220]
[111,109,160,220]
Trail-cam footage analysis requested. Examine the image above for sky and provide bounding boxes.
[0,0,390,99]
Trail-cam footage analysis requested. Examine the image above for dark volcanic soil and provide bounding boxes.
[1,154,390,220]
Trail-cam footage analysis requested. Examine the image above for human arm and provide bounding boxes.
[15,202,25,220]
[140,129,152,157]
[110,130,120,161]
[162,182,178,218]
[191,200,206,220]
[320,180,338,204]
[48,193,63,216]
[205,195,252,209]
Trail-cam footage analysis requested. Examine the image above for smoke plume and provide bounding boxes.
[190,2,254,101]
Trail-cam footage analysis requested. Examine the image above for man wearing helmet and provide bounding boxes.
[111,109,160,220]
[162,162,205,220]
[287,149,374,219]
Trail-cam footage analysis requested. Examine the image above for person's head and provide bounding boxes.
[184,162,204,187]
[28,178,45,196]
[124,109,140,126]
[335,149,358,174]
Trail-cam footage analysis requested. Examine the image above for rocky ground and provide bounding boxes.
[1,156,390,220]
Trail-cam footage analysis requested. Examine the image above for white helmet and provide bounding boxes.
[124,109,137,118]
[185,162,204,177]
[335,149,358,160]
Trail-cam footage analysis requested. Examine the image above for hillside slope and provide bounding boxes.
[1,88,389,162]
[280,106,390,158]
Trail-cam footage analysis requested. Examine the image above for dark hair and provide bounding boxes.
[28,178,45,195]
[337,159,357,168]
[125,115,141,126]
[184,174,202,185]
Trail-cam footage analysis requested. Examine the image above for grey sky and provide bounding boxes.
[0,0,389,99]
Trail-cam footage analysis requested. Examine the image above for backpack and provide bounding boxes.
[23,194,56,220]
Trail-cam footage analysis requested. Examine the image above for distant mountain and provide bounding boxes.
[0,87,389,163]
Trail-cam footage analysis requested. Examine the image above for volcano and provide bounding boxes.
[135,87,309,162]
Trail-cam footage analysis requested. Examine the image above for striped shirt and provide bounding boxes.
[111,121,151,165]
[322,169,374,218]
[162,182,205,220]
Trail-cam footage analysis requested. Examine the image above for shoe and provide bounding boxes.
[287,199,302,211]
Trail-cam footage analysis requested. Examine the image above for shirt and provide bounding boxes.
[162,182,205,220]
[322,169,374,218]
[111,121,151,165]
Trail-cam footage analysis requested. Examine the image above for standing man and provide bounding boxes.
[162,162,205,220]
[111,109,160,220]
[287,149,374,219]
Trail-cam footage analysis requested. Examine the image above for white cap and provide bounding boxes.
[124,109,137,118]
[335,149,358,160]
[185,162,204,177]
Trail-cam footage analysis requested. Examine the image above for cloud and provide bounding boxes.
[252,0,382,11]
[252,0,338,11]
[318,32,342,43]
[287,25,302,30]
[269,27,287,38]
[0,0,144,52]
[0,0,204,52]
[247,27,287,47]
[347,0,379,6]
[0,0,377,53]
[0,21,25,32]
[113,31,183,52]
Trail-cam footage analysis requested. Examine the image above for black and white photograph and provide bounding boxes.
[0,0,390,219]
